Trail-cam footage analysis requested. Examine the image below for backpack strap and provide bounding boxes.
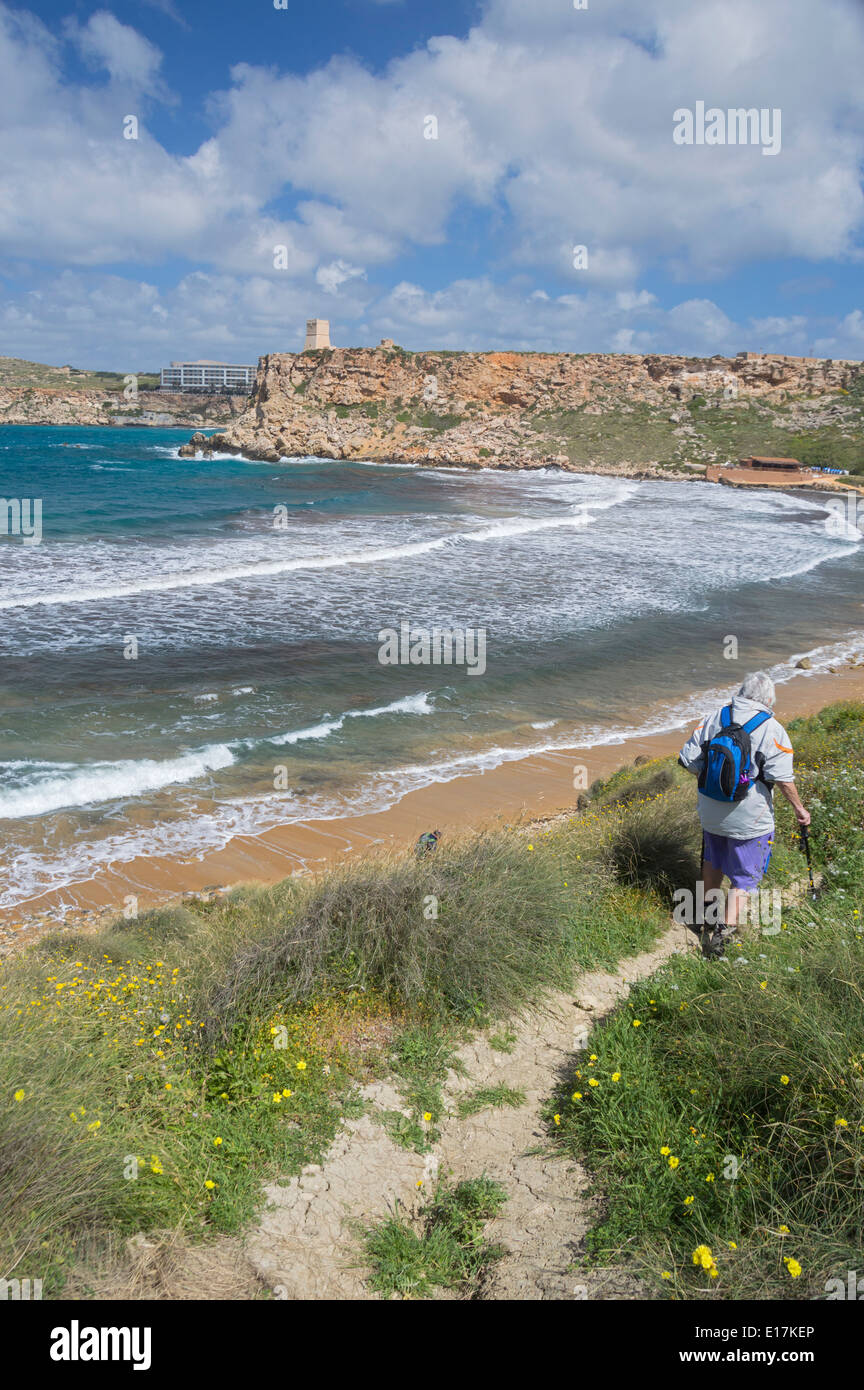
[741,710,771,735]
[720,704,733,728]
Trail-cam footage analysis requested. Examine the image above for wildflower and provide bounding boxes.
[784,1257,802,1278]
[728,1242,737,1250]
[632,1019,642,1027]
[684,1195,695,1205]
[668,1156,680,1169]
[423,1112,432,1123]
[213,1137,223,1146]
[611,1072,621,1082]
[416,1180,423,1188]
[572,1092,582,1101]
[296,1060,307,1071]
[272,1092,282,1103]
[553,1114,561,1126]
[282,1088,292,1099]
[204,1180,216,1190]
[779,1225,790,1234]
[588,1078,599,1087]
[527,844,534,851]
[164,1082,172,1090]
[13,1089,25,1102]
[661,1271,672,1280]
[759,981,767,990]
[835,1118,848,1127]
[660,1146,671,1156]
[705,1173,715,1183]
[589,1054,598,1062]
[780,1075,790,1085]
[87,1120,101,1132]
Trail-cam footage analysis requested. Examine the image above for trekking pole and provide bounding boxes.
[799,824,818,901]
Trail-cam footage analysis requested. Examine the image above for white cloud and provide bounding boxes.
[0,0,862,362]
[315,259,368,294]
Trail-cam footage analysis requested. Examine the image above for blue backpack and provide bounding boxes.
[698,704,771,803]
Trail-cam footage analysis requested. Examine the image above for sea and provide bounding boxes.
[1,424,862,914]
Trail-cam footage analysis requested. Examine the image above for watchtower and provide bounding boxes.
[303,318,331,350]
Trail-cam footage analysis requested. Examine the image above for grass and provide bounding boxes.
[4,699,862,1300]
[548,700,864,1300]
[0,787,667,1292]
[457,1085,526,1118]
[362,1177,507,1297]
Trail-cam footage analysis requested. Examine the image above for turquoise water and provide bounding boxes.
[1,424,863,910]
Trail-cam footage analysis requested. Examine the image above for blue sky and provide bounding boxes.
[1,0,863,369]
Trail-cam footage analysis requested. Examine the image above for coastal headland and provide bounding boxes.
[181,347,864,477]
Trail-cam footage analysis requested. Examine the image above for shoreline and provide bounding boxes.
[4,661,864,953]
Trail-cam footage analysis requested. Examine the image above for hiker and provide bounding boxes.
[678,672,810,957]
[415,829,441,856]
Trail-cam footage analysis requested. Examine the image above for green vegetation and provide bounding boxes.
[3,701,862,1301]
[362,1177,507,1297]
[457,1084,526,1118]
[0,357,159,393]
[524,397,864,471]
[549,701,864,1300]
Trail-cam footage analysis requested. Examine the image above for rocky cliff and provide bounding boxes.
[0,386,247,429]
[180,348,864,474]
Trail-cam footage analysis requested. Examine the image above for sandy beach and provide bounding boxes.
[4,660,863,950]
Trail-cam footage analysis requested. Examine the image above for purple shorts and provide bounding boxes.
[703,831,773,890]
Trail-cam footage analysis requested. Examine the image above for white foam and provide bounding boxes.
[0,743,235,820]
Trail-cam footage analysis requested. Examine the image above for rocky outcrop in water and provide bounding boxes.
[180,348,863,472]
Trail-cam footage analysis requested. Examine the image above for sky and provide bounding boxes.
[0,0,863,370]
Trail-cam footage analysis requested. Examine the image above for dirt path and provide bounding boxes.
[244,922,690,1300]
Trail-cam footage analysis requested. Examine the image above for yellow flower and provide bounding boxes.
[759,981,767,990]
[684,1195,695,1205]
[692,1244,713,1269]
[661,1271,672,1280]
[282,1088,292,1099]
[705,1173,715,1183]
[527,844,534,851]
[589,1054,598,1062]
[835,1118,848,1127]
[588,1078,599,1087]
[296,1060,307,1071]
[611,1072,621,1082]
[779,1224,790,1234]
[784,1257,802,1278]
[668,1156,680,1169]
[204,1179,216,1190]
[272,1092,282,1103]
[572,1092,582,1101]
[728,1242,737,1250]
[13,1089,25,1102]
[423,1112,432,1123]
[632,1020,642,1027]
[164,1082,172,1090]
[553,1114,561,1126]
[780,1075,790,1085]
[660,1146,671,1156]
[213,1137,223,1146]
[87,1120,101,1131]
[416,1179,423,1188]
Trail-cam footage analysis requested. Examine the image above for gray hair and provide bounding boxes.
[738,671,776,707]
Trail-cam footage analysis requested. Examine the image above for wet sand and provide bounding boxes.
[4,662,864,946]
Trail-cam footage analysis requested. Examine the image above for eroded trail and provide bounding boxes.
[244,923,689,1300]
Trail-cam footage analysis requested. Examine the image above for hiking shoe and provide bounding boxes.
[700,927,726,960]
